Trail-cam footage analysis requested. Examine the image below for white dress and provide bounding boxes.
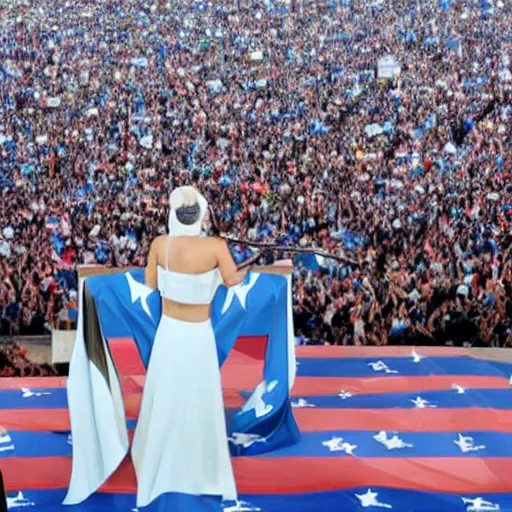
[131,259,237,508]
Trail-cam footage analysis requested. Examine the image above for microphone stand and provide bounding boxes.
[208,206,359,269]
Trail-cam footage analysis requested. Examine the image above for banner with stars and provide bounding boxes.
[2,327,512,511]
[61,269,299,505]
[1,344,512,511]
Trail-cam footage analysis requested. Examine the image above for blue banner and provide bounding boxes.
[294,356,512,377]
[4,488,512,512]
[85,269,300,455]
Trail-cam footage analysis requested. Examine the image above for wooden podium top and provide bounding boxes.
[77,264,292,279]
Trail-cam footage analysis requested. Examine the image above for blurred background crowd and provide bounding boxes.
[0,342,57,376]
[0,0,511,349]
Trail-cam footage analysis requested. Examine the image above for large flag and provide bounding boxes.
[63,269,299,505]
[1,270,512,512]
[1,346,512,511]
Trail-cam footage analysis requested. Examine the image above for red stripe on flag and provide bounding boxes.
[109,336,269,377]
[0,377,67,390]
[295,346,469,358]
[5,406,512,434]
[231,336,268,360]
[290,375,511,396]
[0,409,70,431]
[108,337,146,376]
[3,456,512,494]
[232,457,512,495]
[221,362,263,389]
[294,407,512,432]
[1,374,508,397]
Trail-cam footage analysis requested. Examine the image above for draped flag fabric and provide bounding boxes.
[2,347,512,512]
[63,269,299,504]
[2,279,512,511]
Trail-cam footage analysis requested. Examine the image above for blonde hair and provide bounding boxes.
[168,186,208,235]
[170,186,199,210]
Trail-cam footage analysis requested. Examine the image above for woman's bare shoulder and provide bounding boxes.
[196,236,228,256]
[199,235,224,245]
[151,234,168,246]
[152,235,224,251]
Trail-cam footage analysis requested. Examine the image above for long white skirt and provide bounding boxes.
[131,315,237,508]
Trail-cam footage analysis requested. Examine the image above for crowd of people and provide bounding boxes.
[0,0,511,347]
[0,343,57,377]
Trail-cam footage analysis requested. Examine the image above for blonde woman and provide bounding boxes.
[131,186,247,508]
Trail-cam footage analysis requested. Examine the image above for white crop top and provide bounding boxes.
[157,236,222,305]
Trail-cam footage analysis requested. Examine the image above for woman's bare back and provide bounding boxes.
[145,235,246,322]
[155,235,218,274]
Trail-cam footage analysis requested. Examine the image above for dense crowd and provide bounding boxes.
[0,343,57,377]
[0,0,511,346]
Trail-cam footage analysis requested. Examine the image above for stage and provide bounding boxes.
[1,343,512,511]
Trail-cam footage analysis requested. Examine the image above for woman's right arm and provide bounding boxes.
[216,239,248,287]
[144,239,159,291]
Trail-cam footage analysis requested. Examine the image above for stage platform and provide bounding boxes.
[2,344,512,512]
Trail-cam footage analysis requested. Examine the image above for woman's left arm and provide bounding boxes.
[145,240,158,291]
[236,250,266,270]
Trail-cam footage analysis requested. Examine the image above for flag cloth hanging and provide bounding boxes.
[64,269,299,505]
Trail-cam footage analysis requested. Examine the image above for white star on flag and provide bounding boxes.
[410,396,437,408]
[355,489,392,508]
[454,434,485,453]
[322,436,357,455]
[338,390,353,399]
[126,273,153,320]
[291,398,315,408]
[221,272,260,315]
[373,431,413,450]
[452,384,466,394]
[0,429,15,453]
[368,361,398,374]
[0,431,12,444]
[21,387,51,398]
[462,497,501,511]
[228,432,266,448]
[411,348,423,363]
[239,380,278,418]
[223,500,262,512]
[6,491,35,509]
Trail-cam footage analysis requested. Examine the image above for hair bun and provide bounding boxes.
[175,203,201,226]
[170,186,199,210]
[168,186,208,235]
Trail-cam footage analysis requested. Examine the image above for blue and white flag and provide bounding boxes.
[64,269,299,504]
